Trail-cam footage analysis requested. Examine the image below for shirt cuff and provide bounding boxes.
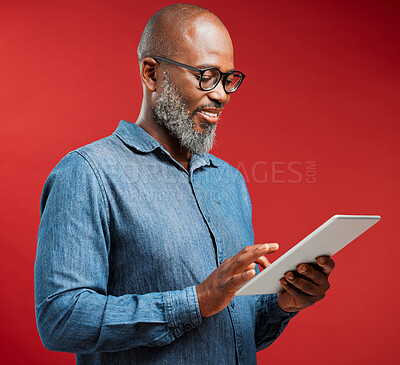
[164,286,202,340]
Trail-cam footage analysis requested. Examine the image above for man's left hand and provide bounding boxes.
[277,256,335,313]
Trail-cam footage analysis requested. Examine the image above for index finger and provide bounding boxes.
[228,243,279,274]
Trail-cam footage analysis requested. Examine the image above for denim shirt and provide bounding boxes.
[35,120,295,365]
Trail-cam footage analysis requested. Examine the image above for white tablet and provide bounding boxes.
[235,215,381,296]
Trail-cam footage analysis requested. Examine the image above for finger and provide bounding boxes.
[296,263,326,285]
[255,243,279,253]
[255,255,270,269]
[280,277,320,306]
[228,268,257,291]
[244,263,257,271]
[280,277,308,298]
[243,255,270,272]
[316,256,335,275]
[285,271,323,296]
[228,243,279,274]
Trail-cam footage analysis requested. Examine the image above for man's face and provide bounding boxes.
[152,16,235,154]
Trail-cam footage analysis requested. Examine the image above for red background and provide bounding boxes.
[1,0,399,364]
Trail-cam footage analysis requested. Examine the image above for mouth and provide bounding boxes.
[195,108,222,125]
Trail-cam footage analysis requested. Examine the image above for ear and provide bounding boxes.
[141,57,159,92]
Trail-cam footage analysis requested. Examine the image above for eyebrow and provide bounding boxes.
[195,63,236,73]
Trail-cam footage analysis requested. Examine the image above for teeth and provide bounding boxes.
[200,111,218,117]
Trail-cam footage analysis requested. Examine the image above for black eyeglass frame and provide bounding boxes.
[152,56,245,94]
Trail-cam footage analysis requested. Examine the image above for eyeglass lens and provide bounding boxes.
[224,72,242,92]
[201,69,242,92]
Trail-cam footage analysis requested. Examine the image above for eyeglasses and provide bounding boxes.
[152,56,245,94]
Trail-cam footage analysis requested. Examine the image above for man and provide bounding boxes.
[35,4,334,364]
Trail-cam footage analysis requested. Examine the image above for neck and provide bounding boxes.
[135,112,191,171]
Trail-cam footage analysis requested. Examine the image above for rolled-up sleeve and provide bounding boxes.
[34,152,202,353]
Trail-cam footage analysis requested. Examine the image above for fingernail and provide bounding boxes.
[287,272,294,280]
[268,243,279,250]
[318,258,325,265]
[299,265,306,273]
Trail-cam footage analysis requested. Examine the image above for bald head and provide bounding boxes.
[137,4,229,65]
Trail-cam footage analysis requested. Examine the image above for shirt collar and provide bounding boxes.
[113,120,219,168]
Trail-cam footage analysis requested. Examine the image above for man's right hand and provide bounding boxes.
[196,243,279,317]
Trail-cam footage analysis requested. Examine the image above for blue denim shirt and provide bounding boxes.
[35,120,295,365]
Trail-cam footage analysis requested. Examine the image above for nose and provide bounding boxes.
[207,78,230,105]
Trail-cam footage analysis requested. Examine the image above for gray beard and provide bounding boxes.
[151,72,217,155]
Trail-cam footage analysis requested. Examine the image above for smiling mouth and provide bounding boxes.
[196,109,222,125]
